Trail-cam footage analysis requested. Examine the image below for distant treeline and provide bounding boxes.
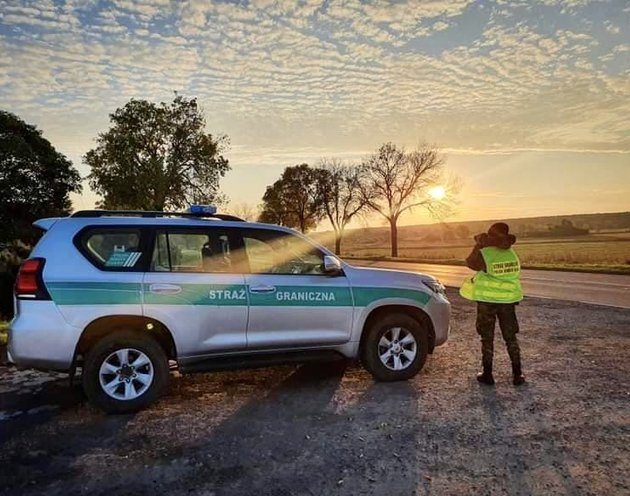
[436,211,629,238]
[525,219,589,238]
[315,211,630,250]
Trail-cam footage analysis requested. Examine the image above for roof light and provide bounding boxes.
[188,205,217,216]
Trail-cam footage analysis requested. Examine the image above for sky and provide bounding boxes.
[1,0,629,226]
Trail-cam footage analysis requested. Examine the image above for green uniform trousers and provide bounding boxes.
[476,301,522,373]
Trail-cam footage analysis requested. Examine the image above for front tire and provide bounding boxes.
[361,313,429,381]
[82,331,169,414]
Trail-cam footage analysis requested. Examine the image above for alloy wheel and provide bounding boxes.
[99,348,154,400]
[378,327,417,371]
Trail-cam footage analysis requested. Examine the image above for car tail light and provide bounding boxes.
[15,258,50,300]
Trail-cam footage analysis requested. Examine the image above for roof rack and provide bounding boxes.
[70,210,245,222]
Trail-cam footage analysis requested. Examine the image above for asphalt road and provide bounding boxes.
[351,260,630,309]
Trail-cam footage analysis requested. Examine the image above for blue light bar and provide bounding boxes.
[188,204,217,216]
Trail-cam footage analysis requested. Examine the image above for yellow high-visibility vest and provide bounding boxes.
[460,246,523,303]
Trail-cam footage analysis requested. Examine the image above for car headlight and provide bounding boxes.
[422,279,446,295]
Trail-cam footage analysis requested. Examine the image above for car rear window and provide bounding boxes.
[80,228,143,270]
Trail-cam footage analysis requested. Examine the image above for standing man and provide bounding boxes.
[460,222,525,386]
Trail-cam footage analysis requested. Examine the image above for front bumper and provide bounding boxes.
[426,293,451,347]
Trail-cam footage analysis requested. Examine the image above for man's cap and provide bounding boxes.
[488,222,510,236]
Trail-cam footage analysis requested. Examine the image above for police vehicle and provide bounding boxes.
[8,206,450,413]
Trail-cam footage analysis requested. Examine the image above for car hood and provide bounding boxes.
[343,264,438,290]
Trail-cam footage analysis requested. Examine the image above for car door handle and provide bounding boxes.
[249,284,276,294]
[149,283,182,295]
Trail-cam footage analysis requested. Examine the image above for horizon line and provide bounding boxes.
[330,209,630,234]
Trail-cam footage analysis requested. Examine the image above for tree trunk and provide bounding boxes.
[334,232,342,255]
[389,217,398,258]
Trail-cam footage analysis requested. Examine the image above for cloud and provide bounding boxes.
[443,147,630,156]
[0,0,628,164]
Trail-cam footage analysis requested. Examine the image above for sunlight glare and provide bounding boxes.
[429,185,446,200]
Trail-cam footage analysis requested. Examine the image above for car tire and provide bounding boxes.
[361,312,429,382]
[82,331,169,414]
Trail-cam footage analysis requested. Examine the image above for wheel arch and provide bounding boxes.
[74,315,177,364]
[359,304,436,355]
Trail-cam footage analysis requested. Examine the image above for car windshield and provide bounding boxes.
[243,230,324,275]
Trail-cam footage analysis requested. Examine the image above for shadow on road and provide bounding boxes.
[478,383,580,495]
[6,361,422,496]
[0,410,136,495]
[0,365,84,444]
[1,363,137,495]
[146,362,421,496]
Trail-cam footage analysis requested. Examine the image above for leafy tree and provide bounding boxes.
[0,241,31,319]
[257,183,293,226]
[316,159,370,255]
[258,164,325,233]
[360,142,445,257]
[0,110,82,243]
[85,95,230,211]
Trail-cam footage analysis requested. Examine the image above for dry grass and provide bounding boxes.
[344,240,630,263]
[321,233,630,274]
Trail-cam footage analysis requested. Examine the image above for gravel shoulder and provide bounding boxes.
[1,290,629,496]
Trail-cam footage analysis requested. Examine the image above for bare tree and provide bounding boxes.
[360,142,445,257]
[230,202,259,222]
[316,159,369,255]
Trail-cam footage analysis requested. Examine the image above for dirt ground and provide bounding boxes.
[1,290,629,496]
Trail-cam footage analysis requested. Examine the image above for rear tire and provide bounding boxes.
[82,331,169,414]
[361,312,429,381]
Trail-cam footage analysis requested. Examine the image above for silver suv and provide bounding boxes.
[9,208,450,413]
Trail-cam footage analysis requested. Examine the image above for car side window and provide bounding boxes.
[242,229,325,275]
[151,230,234,273]
[82,229,143,270]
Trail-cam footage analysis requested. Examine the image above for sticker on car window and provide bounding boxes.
[105,251,142,267]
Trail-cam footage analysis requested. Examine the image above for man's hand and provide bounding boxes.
[466,237,487,271]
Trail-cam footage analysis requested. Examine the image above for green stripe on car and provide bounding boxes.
[251,286,353,307]
[47,282,142,305]
[145,284,247,306]
[352,287,431,306]
[46,282,430,307]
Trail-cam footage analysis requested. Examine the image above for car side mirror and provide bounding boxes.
[323,255,343,275]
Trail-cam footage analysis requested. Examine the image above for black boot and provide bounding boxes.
[512,360,525,386]
[477,364,495,385]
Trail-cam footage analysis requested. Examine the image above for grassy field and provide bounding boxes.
[315,230,630,275]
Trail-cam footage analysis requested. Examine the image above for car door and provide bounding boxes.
[240,227,353,349]
[51,226,146,328]
[142,226,248,358]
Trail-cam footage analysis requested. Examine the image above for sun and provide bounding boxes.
[429,185,446,200]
